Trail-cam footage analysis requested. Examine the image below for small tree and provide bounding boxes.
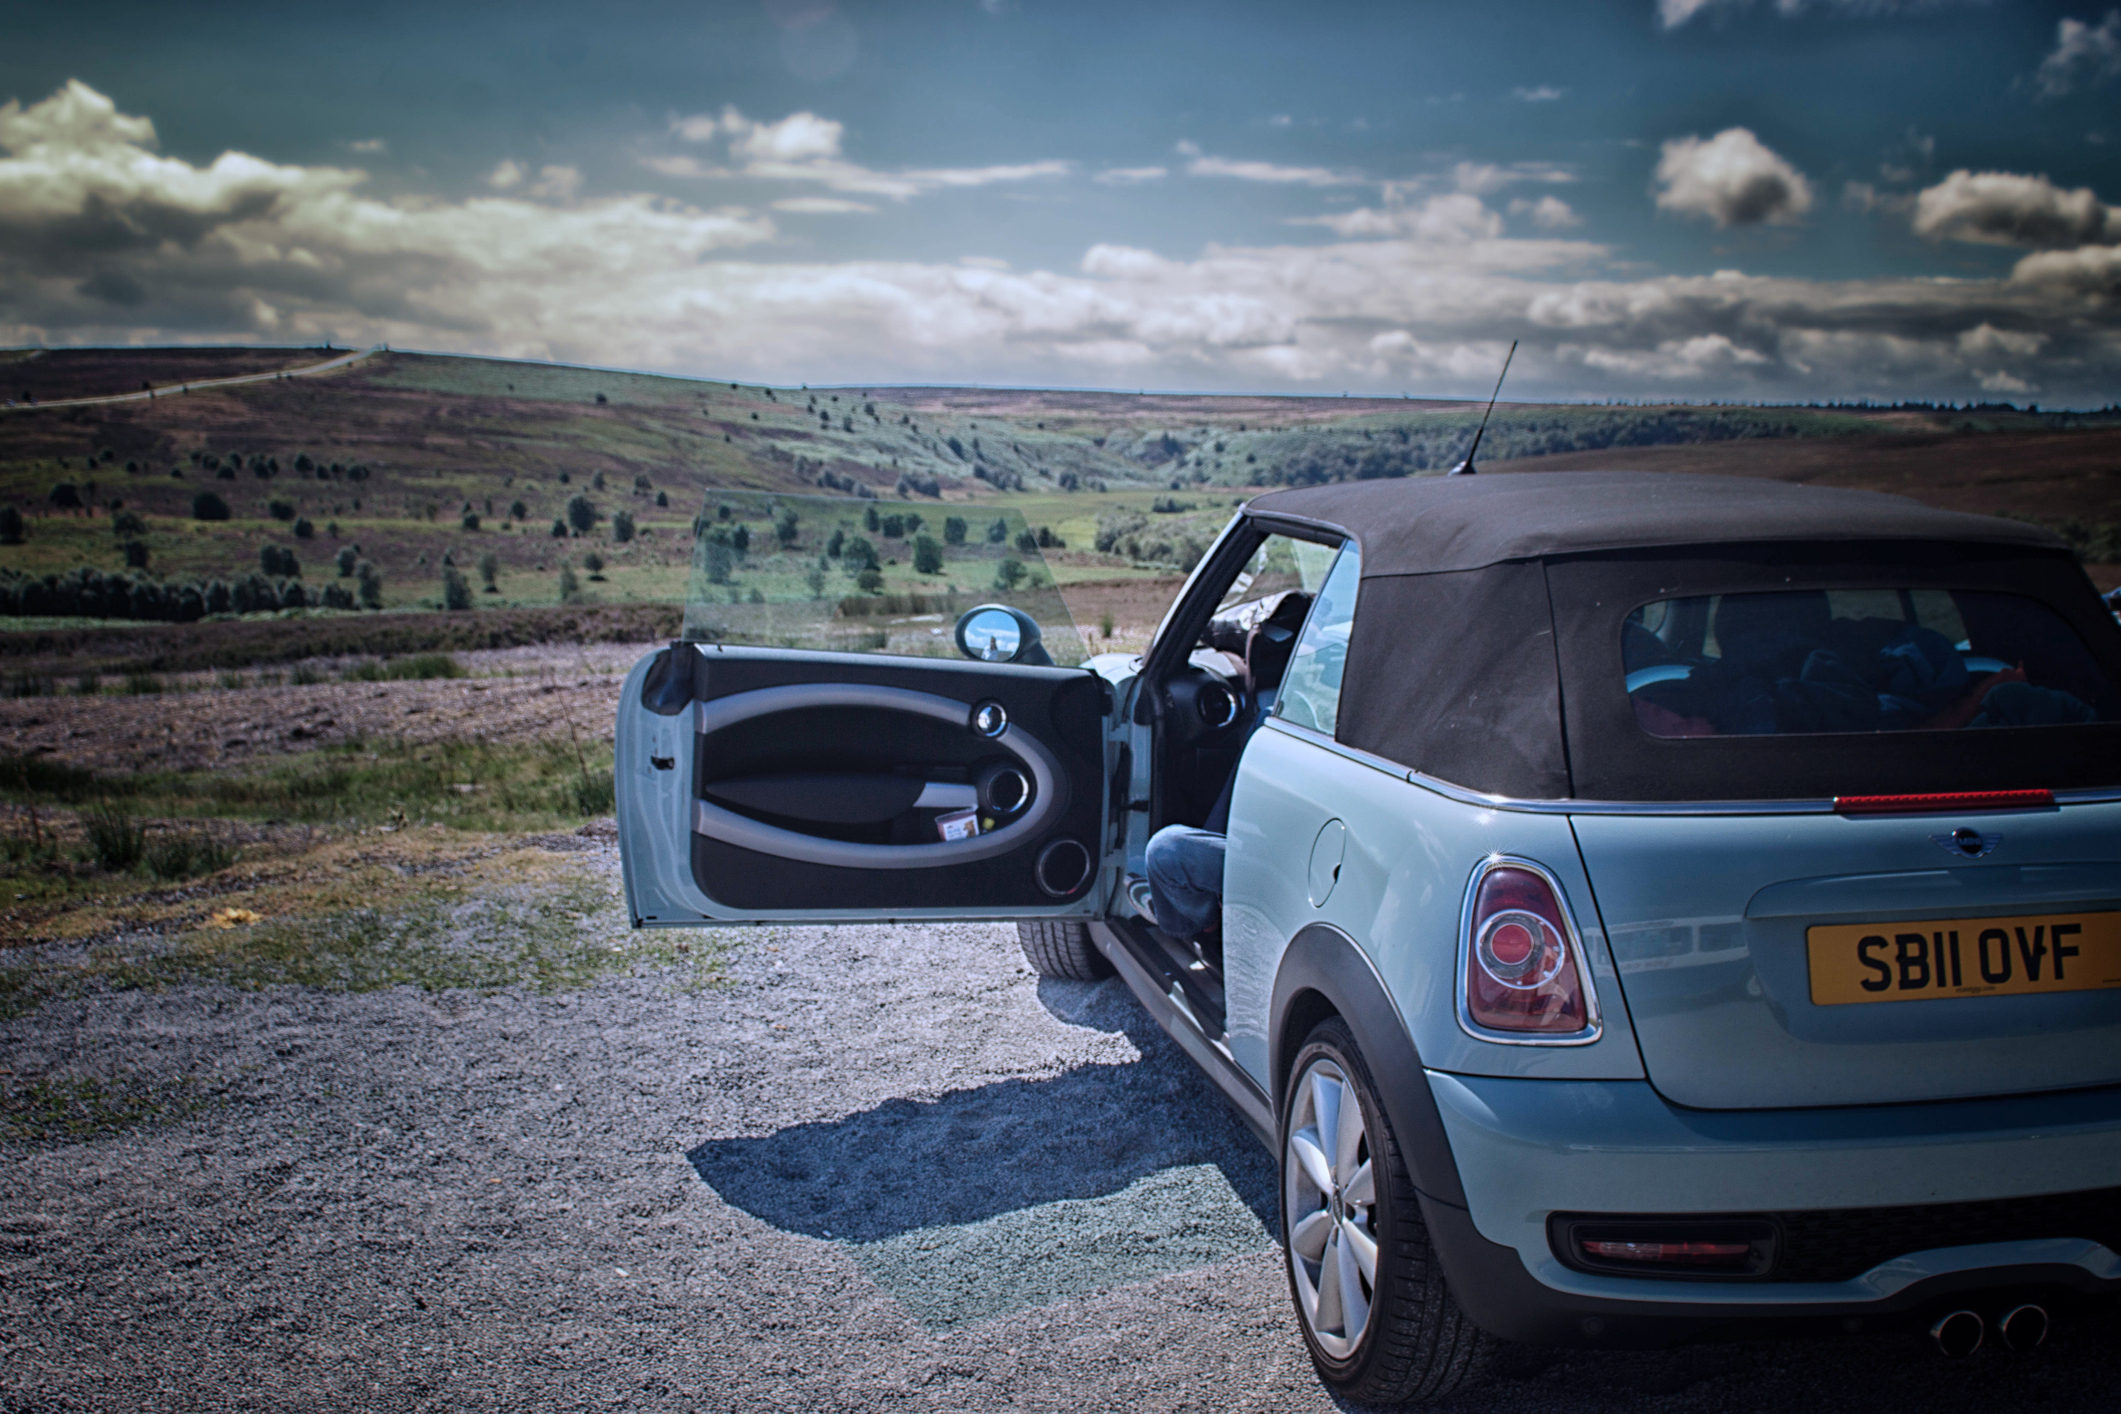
[826,528,845,558]
[111,509,147,538]
[994,557,1027,591]
[633,474,652,494]
[461,510,480,532]
[986,517,1008,543]
[943,515,967,545]
[0,506,22,545]
[804,565,827,598]
[610,510,635,544]
[356,560,384,610]
[551,517,568,538]
[442,565,473,611]
[293,517,315,539]
[655,490,669,508]
[558,565,582,604]
[880,513,905,539]
[1016,528,1039,554]
[509,499,528,521]
[864,504,881,533]
[193,491,231,522]
[122,539,150,569]
[335,545,358,577]
[913,534,944,575]
[478,550,500,593]
[49,482,82,510]
[566,494,598,536]
[583,551,606,581]
[775,509,800,545]
[592,470,606,490]
[855,566,885,593]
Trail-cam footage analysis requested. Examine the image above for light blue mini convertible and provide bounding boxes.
[616,473,2121,1403]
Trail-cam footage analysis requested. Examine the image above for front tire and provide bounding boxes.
[1016,920,1112,981]
[1282,1017,1497,1403]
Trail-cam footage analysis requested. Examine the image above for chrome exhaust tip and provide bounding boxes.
[1998,1304,2049,1352]
[1930,1309,1984,1358]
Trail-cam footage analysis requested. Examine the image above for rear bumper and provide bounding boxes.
[1423,1072,2121,1345]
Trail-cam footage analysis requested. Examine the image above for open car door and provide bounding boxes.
[617,494,1114,925]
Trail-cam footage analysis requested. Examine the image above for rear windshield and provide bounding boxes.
[680,491,1085,664]
[1625,588,2118,738]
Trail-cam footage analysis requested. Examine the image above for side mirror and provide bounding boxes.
[955,604,1051,666]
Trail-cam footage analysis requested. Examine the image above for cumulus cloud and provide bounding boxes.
[2036,10,2121,97]
[1653,127,1813,227]
[1510,195,1583,228]
[1660,0,1985,27]
[8,81,2121,404]
[1176,140,1361,186]
[1912,169,2116,247]
[655,106,1070,198]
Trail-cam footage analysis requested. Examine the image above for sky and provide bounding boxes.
[2,0,2118,404]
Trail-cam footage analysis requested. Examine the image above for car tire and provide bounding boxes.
[1015,920,1112,981]
[1282,1017,1498,1404]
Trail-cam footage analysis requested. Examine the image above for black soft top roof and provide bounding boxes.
[1249,471,2064,573]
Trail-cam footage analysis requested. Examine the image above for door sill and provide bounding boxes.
[1090,920,1274,1152]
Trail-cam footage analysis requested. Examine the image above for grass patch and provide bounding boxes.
[0,1071,208,1146]
[2,735,617,834]
[82,805,146,871]
[0,830,728,1018]
[342,651,466,683]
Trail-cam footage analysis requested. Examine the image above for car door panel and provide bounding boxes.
[619,642,1109,922]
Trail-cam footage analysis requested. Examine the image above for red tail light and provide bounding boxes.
[1461,861,1596,1039]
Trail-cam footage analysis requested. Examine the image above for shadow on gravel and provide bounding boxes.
[687,975,1276,1242]
[687,976,1280,1327]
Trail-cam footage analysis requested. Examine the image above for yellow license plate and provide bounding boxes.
[1808,911,2121,1006]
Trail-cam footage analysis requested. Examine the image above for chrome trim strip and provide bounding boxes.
[691,682,1064,869]
[1454,854,1604,1048]
[1408,770,1835,817]
[2056,787,2121,806]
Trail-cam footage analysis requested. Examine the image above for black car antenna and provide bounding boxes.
[1447,339,1518,476]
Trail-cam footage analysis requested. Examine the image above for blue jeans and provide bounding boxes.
[1145,825,1226,941]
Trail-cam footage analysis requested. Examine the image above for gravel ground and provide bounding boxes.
[4,840,2119,1412]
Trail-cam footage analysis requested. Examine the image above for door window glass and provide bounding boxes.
[1276,545,1361,736]
[681,491,1085,664]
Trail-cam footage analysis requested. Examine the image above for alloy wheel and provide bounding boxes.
[1284,1055,1379,1359]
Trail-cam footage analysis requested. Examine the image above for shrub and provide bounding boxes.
[290,663,322,686]
[987,518,1008,543]
[633,474,653,494]
[460,510,480,532]
[478,551,501,592]
[1016,529,1039,554]
[122,540,149,569]
[570,769,615,816]
[356,560,384,610]
[111,509,147,538]
[48,483,82,509]
[83,806,146,872]
[124,670,163,695]
[509,499,528,521]
[144,829,238,881]
[567,494,598,535]
[864,505,881,532]
[293,517,314,539]
[826,528,845,558]
[192,491,231,522]
[592,470,607,490]
[855,566,885,593]
[268,498,296,522]
[775,509,800,545]
[880,513,905,539]
[0,507,21,545]
[655,491,669,508]
[582,551,606,581]
[259,544,300,578]
[551,517,568,538]
[558,565,582,603]
[442,565,473,611]
[943,515,967,545]
[842,535,878,571]
[610,510,635,544]
[335,545,358,577]
[913,534,944,575]
[994,557,1027,591]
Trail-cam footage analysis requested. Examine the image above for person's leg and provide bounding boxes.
[1144,825,1227,942]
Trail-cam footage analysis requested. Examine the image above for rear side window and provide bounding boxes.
[1277,545,1360,735]
[1626,588,2117,737]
